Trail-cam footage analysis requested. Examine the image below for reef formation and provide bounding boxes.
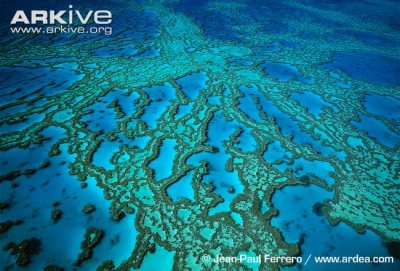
[0,0,399,270]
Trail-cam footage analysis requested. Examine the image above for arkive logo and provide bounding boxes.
[11,5,112,25]
[10,5,112,35]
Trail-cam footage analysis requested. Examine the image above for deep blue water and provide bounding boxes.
[325,51,400,86]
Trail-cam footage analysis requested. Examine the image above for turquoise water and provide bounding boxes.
[1,0,399,270]
[167,169,195,202]
[149,138,177,181]
[177,72,208,100]
[0,130,137,270]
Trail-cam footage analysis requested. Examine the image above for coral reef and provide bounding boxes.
[75,228,105,266]
[0,0,399,270]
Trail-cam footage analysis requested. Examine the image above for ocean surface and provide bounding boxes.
[0,0,399,270]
